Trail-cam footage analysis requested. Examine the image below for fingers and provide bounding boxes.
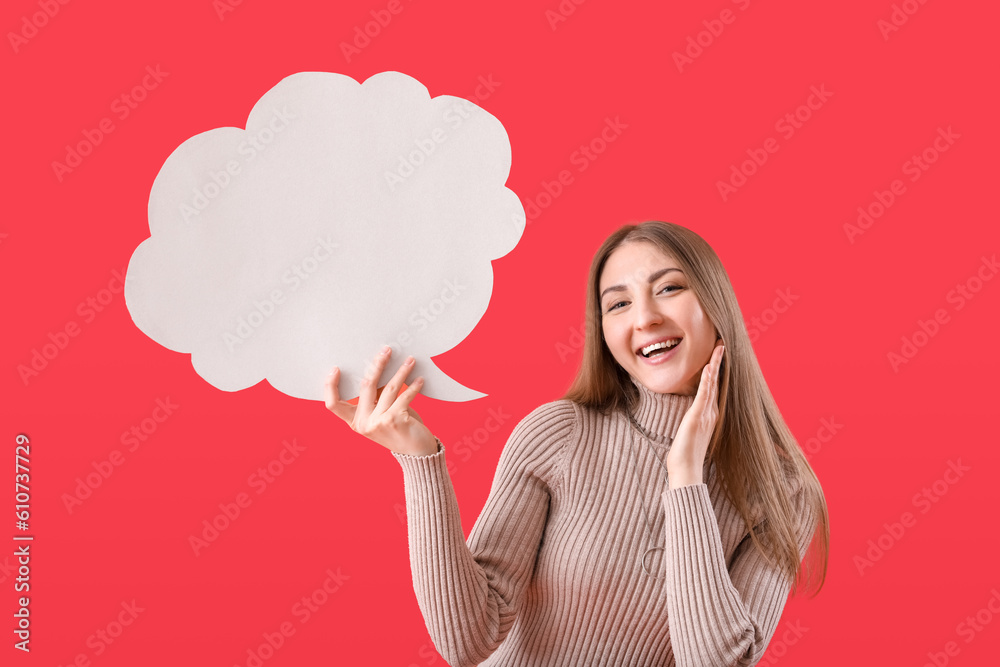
[394,374,425,415]
[324,367,356,423]
[695,362,711,409]
[375,353,416,415]
[695,343,725,412]
[356,345,392,428]
[408,407,425,425]
[325,348,425,437]
[710,344,724,408]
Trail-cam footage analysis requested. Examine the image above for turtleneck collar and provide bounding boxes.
[627,375,696,443]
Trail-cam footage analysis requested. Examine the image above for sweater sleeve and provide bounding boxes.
[660,479,818,667]
[391,400,575,667]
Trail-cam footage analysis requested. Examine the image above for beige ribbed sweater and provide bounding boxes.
[392,375,817,667]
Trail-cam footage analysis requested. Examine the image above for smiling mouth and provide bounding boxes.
[638,338,682,358]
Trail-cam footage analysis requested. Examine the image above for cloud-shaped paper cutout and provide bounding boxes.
[125,71,525,401]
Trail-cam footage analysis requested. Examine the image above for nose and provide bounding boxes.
[633,294,663,329]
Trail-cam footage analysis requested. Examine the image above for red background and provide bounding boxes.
[4,0,999,665]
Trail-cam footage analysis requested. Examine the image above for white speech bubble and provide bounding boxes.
[124,71,525,401]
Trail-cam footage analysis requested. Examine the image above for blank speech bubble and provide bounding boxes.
[125,71,525,401]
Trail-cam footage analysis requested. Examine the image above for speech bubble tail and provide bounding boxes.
[413,360,487,402]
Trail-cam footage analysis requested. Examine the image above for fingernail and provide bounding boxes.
[405,356,414,364]
[382,345,391,355]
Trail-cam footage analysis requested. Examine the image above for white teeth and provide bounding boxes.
[641,339,681,356]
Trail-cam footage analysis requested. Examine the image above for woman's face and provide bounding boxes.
[599,241,719,396]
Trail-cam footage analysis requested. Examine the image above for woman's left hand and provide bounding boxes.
[666,341,725,489]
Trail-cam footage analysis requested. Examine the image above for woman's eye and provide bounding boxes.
[607,286,681,312]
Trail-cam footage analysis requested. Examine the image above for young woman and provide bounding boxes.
[325,220,830,667]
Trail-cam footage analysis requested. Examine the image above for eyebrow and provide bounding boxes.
[600,268,683,302]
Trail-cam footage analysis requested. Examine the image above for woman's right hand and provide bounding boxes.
[324,345,440,457]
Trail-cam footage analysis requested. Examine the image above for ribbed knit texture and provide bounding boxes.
[392,375,817,667]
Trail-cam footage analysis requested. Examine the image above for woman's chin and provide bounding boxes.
[634,370,691,396]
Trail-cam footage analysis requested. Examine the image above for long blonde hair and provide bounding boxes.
[561,220,829,597]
